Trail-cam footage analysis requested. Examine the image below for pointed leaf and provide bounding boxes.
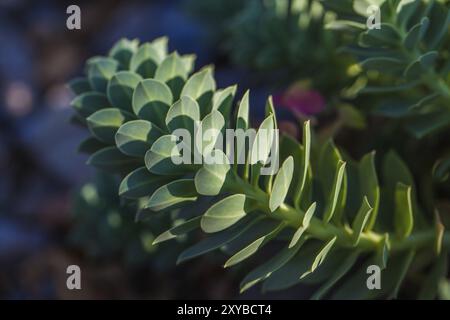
[201,194,248,233]
[115,119,164,157]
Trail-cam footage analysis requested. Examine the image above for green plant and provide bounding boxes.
[324,0,450,139]
[69,36,449,299]
[69,173,186,268]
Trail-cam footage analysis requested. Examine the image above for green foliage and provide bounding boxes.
[70,36,450,299]
[324,0,450,138]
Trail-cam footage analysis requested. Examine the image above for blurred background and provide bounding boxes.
[0,0,359,299]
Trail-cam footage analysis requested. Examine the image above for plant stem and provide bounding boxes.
[230,172,450,256]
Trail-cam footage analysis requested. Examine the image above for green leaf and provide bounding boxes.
[130,43,165,78]
[77,136,108,154]
[394,183,414,239]
[250,115,275,165]
[311,251,360,300]
[300,237,337,279]
[107,71,142,111]
[201,194,248,233]
[87,108,134,144]
[181,67,216,116]
[68,77,91,95]
[397,0,421,29]
[197,110,225,156]
[359,152,379,230]
[132,79,173,130]
[144,134,190,175]
[146,179,197,211]
[177,216,255,264]
[353,0,385,17]
[212,85,237,119]
[359,23,401,47]
[119,166,171,199]
[288,202,316,248]
[224,221,285,268]
[323,160,347,223]
[418,253,448,299]
[181,54,196,74]
[165,95,200,135]
[351,197,373,245]
[87,57,119,92]
[115,119,164,157]
[387,250,415,299]
[153,216,201,245]
[108,38,139,69]
[404,17,429,50]
[236,90,250,131]
[269,156,294,212]
[240,236,307,293]
[404,51,438,79]
[155,52,189,99]
[195,149,230,196]
[71,92,109,118]
[405,111,450,138]
[294,120,311,209]
[87,146,141,172]
[361,57,406,74]
[318,140,347,223]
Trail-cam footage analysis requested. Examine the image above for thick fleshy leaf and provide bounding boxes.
[119,166,171,199]
[361,57,406,74]
[107,71,142,111]
[394,183,414,239]
[181,67,216,116]
[240,236,307,293]
[181,54,196,74]
[87,108,134,144]
[197,110,225,156]
[129,42,165,78]
[115,120,164,157]
[212,85,237,119]
[132,79,173,129]
[177,216,255,264]
[288,202,316,248]
[153,216,201,245]
[294,121,311,209]
[155,52,189,99]
[224,221,285,268]
[71,92,109,118]
[87,57,119,92]
[108,38,139,69]
[418,253,448,299]
[144,134,190,175]
[359,23,401,47]
[300,237,337,279]
[318,140,347,223]
[201,194,248,233]
[311,251,360,300]
[195,150,230,196]
[351,197,373,245]
[87,146,141,172]
[404,17,429,50]
[68,77,91,95]
[250,115,275,165]
[165,96,200,135]
[359,152,379,230]
[404,51,438,79]
[269,156,294,212]
[77,136,109,154]
[146,179,197,211]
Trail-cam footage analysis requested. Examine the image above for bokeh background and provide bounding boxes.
[0,0,356,299]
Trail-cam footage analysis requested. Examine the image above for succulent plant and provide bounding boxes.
[69,34,449,299]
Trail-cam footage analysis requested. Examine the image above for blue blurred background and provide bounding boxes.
[0,0,302,299]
